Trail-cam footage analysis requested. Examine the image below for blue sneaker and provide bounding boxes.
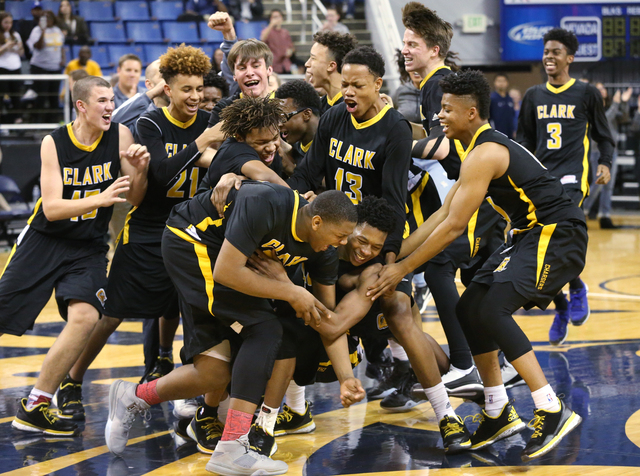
[549,310,570,346]
[569,283,590,326]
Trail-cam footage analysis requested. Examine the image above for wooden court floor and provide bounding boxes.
[1,216,640,476]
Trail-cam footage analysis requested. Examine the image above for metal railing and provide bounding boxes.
[0,74,71,130]
[299,0,326,44]
[365,0,401,93]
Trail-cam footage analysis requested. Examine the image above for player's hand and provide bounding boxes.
[289,286,329,327]
[120,144,150,172]
[302,190,316,202]
[208,12,234,34]
[99,176,130,207]
[595,164,611,185]
[380,93,394,108]
[211,173,243,217]
[247,249,289,283]
[367,262,406,301]
[340,377,365,408]
[206,122,226,145]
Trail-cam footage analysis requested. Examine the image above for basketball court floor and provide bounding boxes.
[1,216,640,476]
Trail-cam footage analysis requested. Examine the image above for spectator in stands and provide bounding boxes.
[584,85,632,229]
[0,12,25,124]
[201,70,229,112]
[211,47,224,73]
[19,0,44,59]
[509,87,522,136]
[325,0,355,20]
[113,54,145,108]
[260,9,294,74]
[390,48,421,124]
[64,45,102,76]
[57,0,89,46]
[183,0,227,20]
[26,9,65,122]
[227,0,264,23]
[320,6,350,34]
[489,73,515,138]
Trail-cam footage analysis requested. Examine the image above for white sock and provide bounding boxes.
[424,381,457,422]
[388,339,408,361]
[285,381,306,415]
[484,385,509,417]
[26,388,54,411]
[531,384,560,412]
[218,395,230,424]
[255,403,279,436]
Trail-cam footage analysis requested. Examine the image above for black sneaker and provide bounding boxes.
[140,356,174,384]
[380,370,427,412]
[273,402,316,436]
[248,423,277,457]
[365,348,394,381]
[521,399,582,462]
[439,415,472,454]
[366,359,410,400]
[12,398,79,436]
[413,285,431,314]
[443,366,484,399]
[187,406,224,454]
[53,376,85,420]
[469,401,526,450]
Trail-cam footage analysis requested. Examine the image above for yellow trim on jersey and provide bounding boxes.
[410,172,431,228]
[508,176,537,229]
[167,225,215,314]
[460,124,492,161]
[326,90,343,106]
[120,206,137,245]
[0,243,18,279]
[486,196,510,223]
[467,209,479,257]
[196,216,224,232]
[162,107,197,129]
[580,123,590,206]
[419,65,451,90]
[27,198,42,225]
[546,78,575,95]
[301,140,313,153]
[318,348,360,368]
[291,191,303,242]
[67,123,103,152]
[454,139,466,160]
[350,104,392,130]
[536,223,557,288]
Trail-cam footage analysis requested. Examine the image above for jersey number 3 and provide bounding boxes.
[167,168,199,199]
[546,123,562,150]
[334,168,363,204]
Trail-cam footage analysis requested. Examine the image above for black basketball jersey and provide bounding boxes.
[29,122,121,241]
[405,164,441,235]
[128,107,210,243]
[207,91,276,128]
[290,140,312,165]
[517,78,614,193]
[287,103,411,256]
[319,91,344,116]
[167,181,338,285]
[197,138,283,193]
[469,125,584,231]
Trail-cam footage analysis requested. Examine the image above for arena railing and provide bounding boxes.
[365,0,401,93]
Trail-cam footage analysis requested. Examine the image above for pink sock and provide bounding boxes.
[135,380,162,405]
[221,408,253,441]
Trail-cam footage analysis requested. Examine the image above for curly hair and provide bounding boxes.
[159,44,211,84]
[203,70,229,98]
[439,70,491,120]
[220,96,283,139]
[357,196,396,234]
[312,31,358,73]
[343,46,385,78]
[543,28,579,56]
[402,2,459,71]
[275,79,321,116]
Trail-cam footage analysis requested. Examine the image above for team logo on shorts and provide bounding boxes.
[377,313,388,330]
[494,257,511,273]
[96,288,107,308]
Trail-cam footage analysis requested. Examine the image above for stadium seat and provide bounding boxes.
[4,1,32,20]
[41,1,61,13]
[108,44,145,67]
[127,21,164,43]
[114,1,150,22]
[90,22,127,43]
[70,45,109,68]
[235,21,268,40]
[151,2,184,21]
[200,44,222,62]
[143,44,170,64]
[200,22,224,43]
[162,21,199,44]
[78,2,114,22]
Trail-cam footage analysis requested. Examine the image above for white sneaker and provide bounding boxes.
[442,366,484,397]
[501,360,525,389]
[105,380,150,455]
[205,434,288,475]
[172,398,198,419]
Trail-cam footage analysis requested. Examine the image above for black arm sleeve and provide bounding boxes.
[286,113,331,192]
[207,96,235,128]
[585,84,615,169]
[516,88,538,153]
[381,121,412,256]
[137,116,203,186]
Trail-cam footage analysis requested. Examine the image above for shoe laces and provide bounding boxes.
[43,406,62,426]
[464,413,485,426]
[202,417,224,440]
[528,414,546,438]
[276,405,294,424]
[442,417,464,438]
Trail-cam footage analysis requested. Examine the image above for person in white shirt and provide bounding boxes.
[0,12,25,123]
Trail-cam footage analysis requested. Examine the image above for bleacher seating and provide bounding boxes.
[143,44,170,64]
[234,21,268,40]
[90,21,127,43]
[41,1,61,13]
[108,44,145,67]
[4,1,32,20]
[126,21,164,43]
[163,21,199,44]
[200,22,224,43]
[115,1,150,22]
[78,2,114,22]
[68,44,110,69]
[151,2,184,21]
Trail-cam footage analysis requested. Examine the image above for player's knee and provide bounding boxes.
[67,301,100,328]
[195,357,231,388]
[101,315,123,333]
